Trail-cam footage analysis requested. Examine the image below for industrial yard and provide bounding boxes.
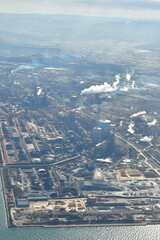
[0,45,160,227]
[0,14,160,227]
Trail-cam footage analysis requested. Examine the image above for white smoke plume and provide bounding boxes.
[125,73,132,81]
[37,87,43,96]
[130,111,146,118]
[131,80,135,89]
[81,70,135,96]
[128,122,135,134]
[80,82,115,95]
[99,93,112,99]
[140,136,153,142]
[120,86,129,92]
[147,119,157,127]
[113,74,120,88]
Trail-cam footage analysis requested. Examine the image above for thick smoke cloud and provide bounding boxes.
[81,82,115,95]
[81,70,135,96]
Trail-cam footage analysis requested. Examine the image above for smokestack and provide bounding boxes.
[96,103,102,126]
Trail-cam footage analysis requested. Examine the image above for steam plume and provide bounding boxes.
[125,73,131,81]
[80,82,115,95]
[113,74,120,88]
[37,87,43,96]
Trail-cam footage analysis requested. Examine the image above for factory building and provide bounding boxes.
[92,127,102,144]
[97,119,111,139]
[92,120,111,144]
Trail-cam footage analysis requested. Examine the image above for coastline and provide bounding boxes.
[0,169,11,228]
[10,221,154,229]
[1,170,159,230]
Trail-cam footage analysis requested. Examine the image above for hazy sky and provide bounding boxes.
[1,0,160,19]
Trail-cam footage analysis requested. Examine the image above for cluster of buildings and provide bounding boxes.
[0,56,160,227]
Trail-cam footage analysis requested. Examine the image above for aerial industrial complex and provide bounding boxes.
[0,44,160,228]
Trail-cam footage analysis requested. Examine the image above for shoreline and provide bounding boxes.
[10,221,157,229]
[0,169,11,228]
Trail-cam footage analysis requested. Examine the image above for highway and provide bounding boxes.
[0,154,80,169]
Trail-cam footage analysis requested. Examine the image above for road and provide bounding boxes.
[115,132,160,176]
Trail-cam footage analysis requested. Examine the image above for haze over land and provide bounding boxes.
[1,0,160,19]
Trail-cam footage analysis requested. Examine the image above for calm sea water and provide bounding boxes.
[0,178,160,240]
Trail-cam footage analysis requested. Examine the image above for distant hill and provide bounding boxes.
[0,13,159,46]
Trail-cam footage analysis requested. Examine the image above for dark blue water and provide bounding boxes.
[0,178,160,240]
